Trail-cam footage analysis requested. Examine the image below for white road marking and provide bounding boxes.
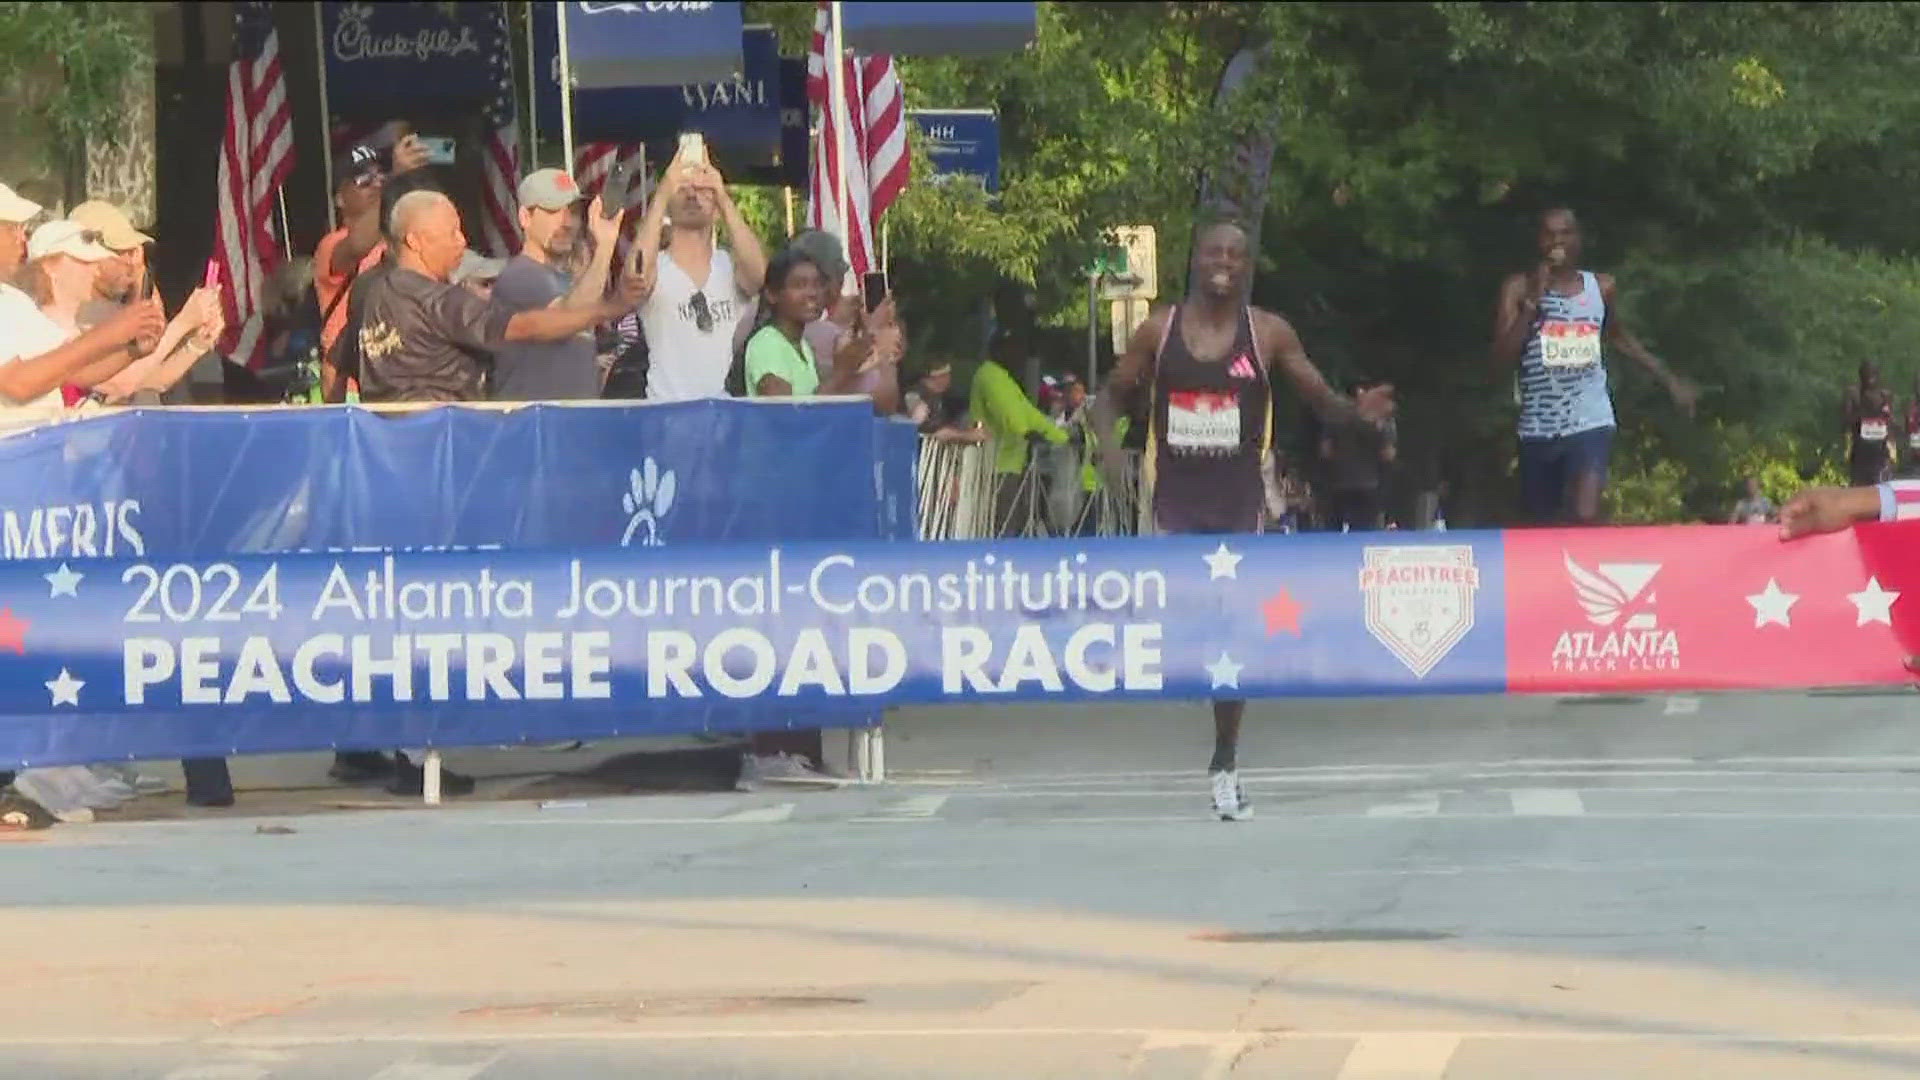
[851,794,949,822]
[1367,796,1440,818]
[1664,696,1701,715]
[1335,1034,1461,1080]
[367,1056,502,1080]
[161,1065,269,1080]
[1509,789,1586,816]
[719,803,796,823]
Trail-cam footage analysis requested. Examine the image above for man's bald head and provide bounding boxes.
[391,190,467,282]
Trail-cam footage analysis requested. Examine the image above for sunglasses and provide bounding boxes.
[77,228,104,245]
[689,291,714,333]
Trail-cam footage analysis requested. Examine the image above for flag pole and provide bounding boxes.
[556,0,577,176]
[523,0,540,168]
[828,0,852,280]
[313,1,336,231]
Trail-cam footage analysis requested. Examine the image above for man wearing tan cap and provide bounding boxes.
[61,202,221,405]
[68,199,153,308]
[489,168,622,401]
[0,221,161,418]
[0,181,40,285]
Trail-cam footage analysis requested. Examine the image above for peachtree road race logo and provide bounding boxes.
[1555,554,1679,672]
[1359,545,1478,679]
[620,458,677,548]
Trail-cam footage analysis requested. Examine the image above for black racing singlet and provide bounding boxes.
[1149,305,1273,534]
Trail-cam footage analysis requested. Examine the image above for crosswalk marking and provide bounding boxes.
[161,1065,269,1080]
[1334,1034,1460,1079]
[1367,795,1440,818]
[1509,789,1585,816]
[719,802,795,823]
[366,1055,501,1080]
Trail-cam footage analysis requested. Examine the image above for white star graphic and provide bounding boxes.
[43,563,82,598]
[1746,578,1798,629]
[46,668,83,707]
[1202,543,1243,580]
[1848,576,1901,627]
[1204,651,1244,690]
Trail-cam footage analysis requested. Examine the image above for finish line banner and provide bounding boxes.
[1,525,1914,767]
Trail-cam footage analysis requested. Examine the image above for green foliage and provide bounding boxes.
[0,2,149,154]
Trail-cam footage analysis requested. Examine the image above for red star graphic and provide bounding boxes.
[1262,589,1304,637]
[0,607,27,654]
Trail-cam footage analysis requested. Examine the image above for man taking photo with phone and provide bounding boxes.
[631,137,768,402]
[489,169,623,402]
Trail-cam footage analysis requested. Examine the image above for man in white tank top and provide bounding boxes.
[630,147,769,401]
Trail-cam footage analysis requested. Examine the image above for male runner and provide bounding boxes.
[1491,208,1697,524]
[1845,362,1896,486]
[1093,220,1393,821]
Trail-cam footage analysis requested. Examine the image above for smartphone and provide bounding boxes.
[678,131,708,167]
[862,271,888,313]
[601,159,633,220]
[202,261,221,291]
[139,244,156,300]
[417,136,456,166]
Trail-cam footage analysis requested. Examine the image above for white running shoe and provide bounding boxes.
[1210,770,1253,821]
[738,753,847,792]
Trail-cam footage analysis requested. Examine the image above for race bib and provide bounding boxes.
[1539,320,1602,369]
[1860,419,1888,442]
[1166,390,1241,452]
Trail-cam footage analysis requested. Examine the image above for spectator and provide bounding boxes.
[0,219,162,427]
[903,363,982,442]
[740,247,872,399]
[66,200,223,406]
[734,229,903,414]
[451,250,505,300]
[1730,476,1777,525]
[632,146,767,401]
[314,130,430,396]
[0,181,32,284]
[489,169,622,402]
[971,330,1068,536]
[1318,380,1397,532]
[342,190,641,794]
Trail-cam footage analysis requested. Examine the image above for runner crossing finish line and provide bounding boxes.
[1093,220,1394,822]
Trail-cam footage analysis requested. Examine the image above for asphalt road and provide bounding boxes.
[12,690,1920,1078]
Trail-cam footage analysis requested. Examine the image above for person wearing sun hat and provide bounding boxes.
[0,181,41,286]
[67,199,154,309]
[0,220,160,420]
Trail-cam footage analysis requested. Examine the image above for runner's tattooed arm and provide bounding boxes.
[1598,274,1698,414]
[1254,310,1391,424]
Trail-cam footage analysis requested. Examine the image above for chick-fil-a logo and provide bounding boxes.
[331,2,480,64]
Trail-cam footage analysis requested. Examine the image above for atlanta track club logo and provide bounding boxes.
[1554,554,1680,673]
[1359,545,1479,679]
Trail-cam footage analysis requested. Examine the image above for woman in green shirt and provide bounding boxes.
[741,248,870,398]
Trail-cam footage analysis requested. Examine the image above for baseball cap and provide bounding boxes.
[27,220,112,262]
[787,230,850,284]
[0,182,42,224]
[517,168,582,211]
[452,249,506,286]
[68,200,152,251]
[333,144,383,189]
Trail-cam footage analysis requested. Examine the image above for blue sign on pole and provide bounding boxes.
[560,0,745,91]
[910,109,1000,193]
[841,1,1036,57]
[320,1,507,118]
[534,16,781,163]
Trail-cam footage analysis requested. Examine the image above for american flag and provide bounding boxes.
[574,142,647,200]
[806,0,908,276]
[477,1,521,258]
[212,0,294,369]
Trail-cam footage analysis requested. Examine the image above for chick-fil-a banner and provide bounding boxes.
[0,525,1911,767]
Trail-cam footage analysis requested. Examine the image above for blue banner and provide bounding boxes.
[321,1,507,119]
[0,533,1507,767]
[560,0,745,91]
[911,110,1000,193]
[535,17,779,161]
[842,1,1037,57]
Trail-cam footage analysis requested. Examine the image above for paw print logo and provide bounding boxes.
[619,457,677,547]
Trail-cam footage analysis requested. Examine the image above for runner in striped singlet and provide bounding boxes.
[1845,362,1896,486]
[1492,208,1698,524]
[1092,221,1394,822]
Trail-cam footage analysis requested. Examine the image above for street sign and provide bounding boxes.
[1100,225,1157,301]
[910,109,1000,193]
[1110,298,1150,352]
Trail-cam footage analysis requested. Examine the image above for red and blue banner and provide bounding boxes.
[0,522,1912,768]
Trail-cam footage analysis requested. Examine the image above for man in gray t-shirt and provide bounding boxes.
[489,168,620,401]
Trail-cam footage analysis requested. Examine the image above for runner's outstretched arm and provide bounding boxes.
[1598,274,1697,414]
[1254,309,1392,425]
[1780,479,1920,538]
